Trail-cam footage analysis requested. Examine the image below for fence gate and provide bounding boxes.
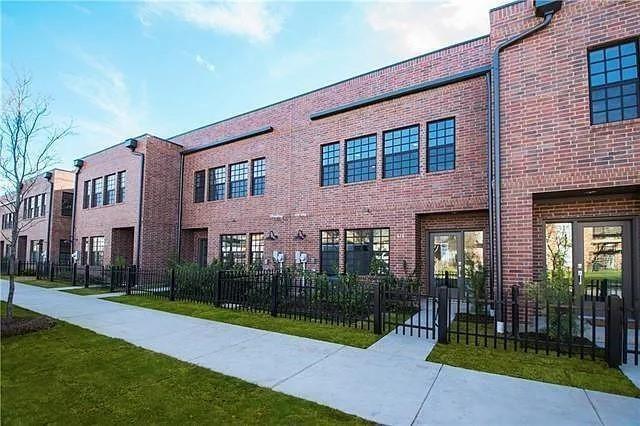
[381,283,437,339]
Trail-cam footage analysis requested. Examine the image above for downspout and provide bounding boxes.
[44,171,54,262]
[125,138,144,267]
[70,159,84,261]
[486,75,494,301]
[491,10,556,328]
[176,154,185,261]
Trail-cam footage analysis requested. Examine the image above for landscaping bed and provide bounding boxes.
[1,314,56,338]
[9,277,67,289]
[1,302,369,425]
[62,287,113,296]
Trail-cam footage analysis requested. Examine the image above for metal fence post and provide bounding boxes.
[17,260,22,276]
[126,266,133,295]
[270,272,279,317]
[84,264,90,288]
[214,270,222,307]
[605,295,623,367]
[437,286,449,344]
[49,262,55,282]
[36,262,41,280]
[170,268,176,301]
[373,282,383,335]
[512,286,520,341]
[72,263,77,285]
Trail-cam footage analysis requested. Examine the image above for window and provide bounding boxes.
[345,228,390,275]
[33,195,39,218]
[208,167,225,201]
[589,39,639,124]
[197,238,208,267]
[117,171,126,203]
[428,118,455,172]
[383,125,419,178]
[320,230,340,275]
[89,236,105,266]
[29,240,43,262]
[345,135,376,183]
[229,162,248,198]
[104,174,116,205]
[251,158,266,196]
[92,177,103,207]
[59,240,71,264]
[81,237,89,265]
[23,198,28,218]
[250,233,264,265]
[83,181,90,209]
[321,143,340,186]
[61,192,73,216]
[2,213,14,229]
[194,170,205,203]
[220,234,247,265]
[40,194,46,216]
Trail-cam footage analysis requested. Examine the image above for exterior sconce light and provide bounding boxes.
[294,229,306,241]
[43,171,53,181]
[265,230,278,241]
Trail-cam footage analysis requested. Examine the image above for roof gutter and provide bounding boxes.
[491,9,557,321]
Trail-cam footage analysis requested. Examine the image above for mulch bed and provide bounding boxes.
[455,313,494,324]
[1,315,56,338]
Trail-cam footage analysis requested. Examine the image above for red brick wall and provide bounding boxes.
[494,0,640,290]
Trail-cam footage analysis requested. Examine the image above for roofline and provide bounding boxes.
[181,126,273,156]
[77,133,183,162]
[489,0,525,13]
[168,34,489,141]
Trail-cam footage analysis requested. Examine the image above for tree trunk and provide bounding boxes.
[5,189,21,320]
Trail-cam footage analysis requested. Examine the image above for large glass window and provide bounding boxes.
[104,174,116,205]
[320,230,339,275]
[321,142,340,186]
[589,39,639,124]
[59,240,71,264]
[61,192,73,216]
[545,223,573,280]
[251,158,266,196]
[193,170,205,203]
[250,233,265,266]
[428,118,455,172]
[92,177,103,207]
[229,162,248,198]
[208,167,226,201]
[116,171,126,203]
[83,180,90,209]
[29,240,42,262]
[383,125,419,178]
[197,238,208,267]
[221,234,247,265]
[345,228,390,275]
[89,236,105,266]
[345,135,376,183]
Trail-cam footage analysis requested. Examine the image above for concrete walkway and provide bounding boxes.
[1,281,638,426]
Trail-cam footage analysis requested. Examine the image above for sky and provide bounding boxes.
[2,0,504,169]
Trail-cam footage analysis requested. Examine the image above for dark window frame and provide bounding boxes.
[89,235,105,266]
[228,162,248,199]
[220,234,247,265]
[427,117,456,172]
[61,192,74,216]
[344,228,390,275]
[320,230,340,275]
[587,37,639,125]
[116,171,126,203]
[104,173,116,205]
[251,158,266,196]
[345,134,377,184]
[207,166,226,201]
[382,124,420,179]
[321,142,340,187]
[249,233,265,265]
[193,170,205,203]
[83,180,90,209]
[92,177,103,207]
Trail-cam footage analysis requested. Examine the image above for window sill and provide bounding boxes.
[589,116,640,129]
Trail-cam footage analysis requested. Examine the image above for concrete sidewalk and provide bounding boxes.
[1,281,638,425]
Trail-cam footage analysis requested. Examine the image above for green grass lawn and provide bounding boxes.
[427,322,640,398]
[1,302,369,425]
[6,276,69,289]
[105,295,381,348]
[61,287,113,296]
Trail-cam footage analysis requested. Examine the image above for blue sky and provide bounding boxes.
[2,0,502,168]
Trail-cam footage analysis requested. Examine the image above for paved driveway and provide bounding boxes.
[2,280,639,425]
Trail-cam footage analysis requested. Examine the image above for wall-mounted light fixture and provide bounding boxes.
[265,230,278,241]
[293,229,306,241]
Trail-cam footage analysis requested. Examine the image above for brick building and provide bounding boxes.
[1,169,75,263]
[70,0,639,306]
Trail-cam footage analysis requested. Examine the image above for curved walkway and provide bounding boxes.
[1,280,638,425]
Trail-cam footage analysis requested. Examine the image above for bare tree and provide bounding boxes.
[0,74,71,319]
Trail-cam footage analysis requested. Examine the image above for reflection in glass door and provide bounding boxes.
[430,231,484,295]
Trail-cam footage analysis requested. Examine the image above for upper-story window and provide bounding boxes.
[22,194,45,219]
[194,170,205,203]
[427,118,455,172]
[321,142,340,186]
[345,135,376,183]
[61,192,73,216]
[1,213,14,229]
[589,39,639,124]
[104,174,116,205]
[208,167,226,201]
[116,171,126,203]
[83,181,90,209]
[40,194,45,216]
[92,177,103,207]
[383,125,419,178]
[229,162,248,198]
[32,195,39,218]
[251,158,265,196]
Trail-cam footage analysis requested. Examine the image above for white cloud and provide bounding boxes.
[195,54,216,73]
[363,0,504,57]
[139,1,284,43]
[61,53,148,144]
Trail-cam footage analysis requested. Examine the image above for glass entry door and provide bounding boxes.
[430,231,484,296]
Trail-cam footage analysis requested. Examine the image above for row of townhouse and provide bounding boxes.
[3,0,639,307]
